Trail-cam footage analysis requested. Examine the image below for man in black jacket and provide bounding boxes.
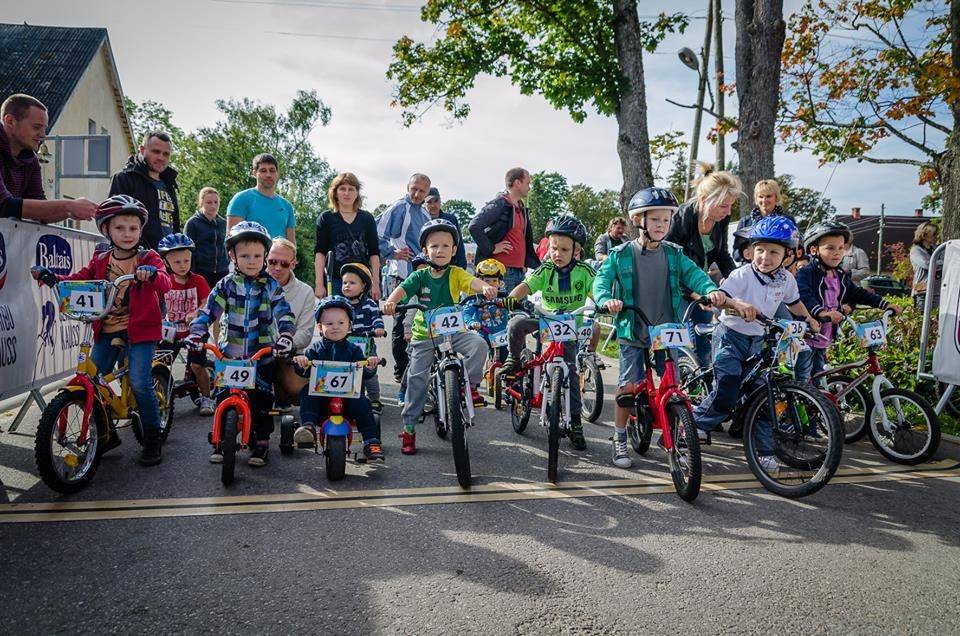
[108,130,180,250]
[468,167,540,292]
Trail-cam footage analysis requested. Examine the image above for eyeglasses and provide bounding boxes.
[267,259,292,269]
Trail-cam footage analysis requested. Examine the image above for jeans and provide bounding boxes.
[794,347,828,384]
[390,277,409,381]
[507,315,581,422]
[402,331,488,429]
[684,299,714,367]
[91,335,161,432]
[298,392,380,442]
[362,367,381,401]
[504,267,525,294]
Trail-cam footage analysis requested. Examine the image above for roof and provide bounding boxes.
[835,214,932,271]
[0,23,133,149]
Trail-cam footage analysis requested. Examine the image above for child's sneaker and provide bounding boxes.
[370,399,383,414]
[248,442,269,467]
[294,425,317,446]
[396,389,405,407]
[363,439,384,461]
[612,437,632,468]
[471,386,486,408]
[569,421,586,450]
[757,455,780,472]
[209,444,223,463]
[399,430,416,455]
[697,429,711,444]
[199,397,215,416]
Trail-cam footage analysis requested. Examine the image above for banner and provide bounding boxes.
[0,219,102,401]
[932,240,960,385]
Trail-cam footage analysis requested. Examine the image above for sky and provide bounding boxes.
[3,0,941,217]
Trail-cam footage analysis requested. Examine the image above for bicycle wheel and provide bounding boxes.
[445,367,471,488]
[627,396,652,455]
[938,382,960,416]
[494,369,504,411]
[325,435,347,481]
[580,356,604,423]
[823,375,869,443]
[279,415,295,455]
[427,379,447,439]
[152,366,174,443]
[547,371,562,483]
[667,403,701,502]
[221,409,238,486]
[742,380,842,498]
[866,388,940,465]
[34,390,106,494]
[510,372,533,434]
[679,357,712,407]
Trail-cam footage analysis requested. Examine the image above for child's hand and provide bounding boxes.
[823,310,843,324]
[706,291,727,308]
[30,266,58,288]
[842,304,854,316]
[292,355,309,369]
[806,316,822,333]
[403,332,412,342]
[481,284,497,300]
[382,301,397,316]
[366,356,380,368]
[735,301,758,322]
[135,265,157,282]
[604,299,623,314]
[889,304,903,315]
[374,328,386,337]
[185,310,198,323]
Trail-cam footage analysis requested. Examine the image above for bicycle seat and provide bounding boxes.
[693,324,715,337]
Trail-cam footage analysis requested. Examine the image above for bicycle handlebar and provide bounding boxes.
[203,343,275,362]
[55,274,137,322]
[295,358,387,369]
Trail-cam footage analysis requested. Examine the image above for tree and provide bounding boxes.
[735,0,786,203]
[780,0,960,236]
[566,184,621,257]
[386,2,688,210]
[442,198,477,237]
[526,171,570,238]
[777,174,836,227]
[123,97,183,146]
[650,130,690,201]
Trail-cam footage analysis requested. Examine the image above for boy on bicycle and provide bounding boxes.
[291,295,383,461]
[794,221,899,383]
[594,188,733,468]
[500,215,594,451]
[157,233,214,415]
[463,258,510,362]
[186,221,295,467]
[32,195,172,466]
[692,215,821,471]
[382,219,498,455]
[339,262,386,412]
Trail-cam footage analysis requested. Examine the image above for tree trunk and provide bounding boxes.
[941,0,960,240]
[613,0,654,214]
[734,0,785,203]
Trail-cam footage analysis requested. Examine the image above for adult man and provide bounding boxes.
[377,173,431,381]
[227,153,296,241]
[267,238,316,406]
[593,217,627,261]
[841,241,870,284]
[469,167,540,292]
[424,186,467,268]
[0,94,97,223]
[109,130,180,249]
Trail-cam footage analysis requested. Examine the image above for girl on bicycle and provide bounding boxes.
[32,195,172,466]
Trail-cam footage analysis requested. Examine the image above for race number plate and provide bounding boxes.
[161,321,178,343]
[348,336,369,356]
[57,281,107,316]
[775,338,806,368]
[776,320,808,341]
[308,362,361,398]
[540,314,578,342]
[490,330,509,348]
[649,323,692,351]
[856,320,887,348]
[577,320,594,342]
[426,307,466,337]
[214,360,257,389]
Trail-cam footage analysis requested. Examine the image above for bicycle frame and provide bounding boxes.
[206,344,274,449]
[432,335,477,425]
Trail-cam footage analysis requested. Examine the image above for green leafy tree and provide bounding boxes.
[566,185,621,257]
[386,2,688,210]
[123,97,183,146]
[526,171,570,238]
[777,174,836,227]
[442,198,477,237]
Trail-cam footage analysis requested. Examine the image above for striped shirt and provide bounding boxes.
[349,295,384,335]
[0,127,45,218]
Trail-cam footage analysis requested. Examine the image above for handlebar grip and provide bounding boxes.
[395,303,427,312]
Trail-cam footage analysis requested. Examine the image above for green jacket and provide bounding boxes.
[593,240,718,341]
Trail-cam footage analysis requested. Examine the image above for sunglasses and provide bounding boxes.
[267,259,292,269]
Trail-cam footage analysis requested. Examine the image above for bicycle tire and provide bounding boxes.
[221,409,238,486]
[580,357,604,423]
[34,390,105,494]
[510,372,532,434]
[667,403,701,502]
[445,367,472,489]
[547,371,562,483]
[866,388,940,465]
[823,374,870,443]
[627,396,652,455]
[494,369,504,411]
[279,416,295,455]
[325,435,347,481]
[742,380,842,498]
[153,366,174,443]
[679,356,711,406]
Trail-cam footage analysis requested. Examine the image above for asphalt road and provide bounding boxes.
[1,355,959,634]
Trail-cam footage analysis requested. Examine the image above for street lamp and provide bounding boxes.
[680,45,708,200]
[678,47,699,72]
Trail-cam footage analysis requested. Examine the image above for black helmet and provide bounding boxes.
[803,221,852,251]
[545,214,587,247]
[419,218,460,248]
[627,187,679,215]
[314,294,354,323]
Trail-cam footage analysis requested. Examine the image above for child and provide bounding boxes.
[382,218,498,455]
[157,233,214,415]
[339,262,386,412]
[32,195,172,466]
[292,296,383,461]
[500,215,593,451]
[464,258,510,362]
[187,221,295,467]
[397,252,432,407]
[594,188,734,469]
[692,215,821,472]
[795,221,899,383]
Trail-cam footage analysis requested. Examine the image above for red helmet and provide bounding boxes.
[95,195,148,237]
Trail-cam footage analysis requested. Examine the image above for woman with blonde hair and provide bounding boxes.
[910,221,939,304]
[732,178,794,263]
[313,172,381,299]
[183,186,229,288]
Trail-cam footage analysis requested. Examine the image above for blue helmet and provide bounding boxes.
[157,233,196,256]
[225,221,272,251]
[411,251,431,269]
[419,218,460,248]
[627,188,679,216]
[314,295,354,324]
[749,215,799,249]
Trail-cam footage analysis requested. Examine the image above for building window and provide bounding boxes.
[62,139,84,175]
[100,127,107,135]
[87,137,109,174]
[88,119,97,135]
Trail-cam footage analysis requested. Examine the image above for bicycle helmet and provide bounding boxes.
[627,188,679,215]
[95,195,148,237]
[340,262,372,289]
[803,221,852,251]
[419,218,460,248]
[225,221,272,252]
[314,294,354,323]
[476,258,506,278]
[411,251,431,269]
[157,233,196,256]
[545,215,587,247]
[749,215,799,249]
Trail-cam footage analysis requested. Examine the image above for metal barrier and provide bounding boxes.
[916,242,954,414]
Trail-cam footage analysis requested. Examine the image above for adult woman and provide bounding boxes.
[731,179,792,263]
[183,186,228,288]
[664,164,741,365]
[910,221,939,306]
[314,172,381,299]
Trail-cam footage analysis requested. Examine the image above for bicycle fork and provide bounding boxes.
[540,360,571,430]
[436,355,476,426]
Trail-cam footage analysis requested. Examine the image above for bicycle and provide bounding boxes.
[815,310,940,464]
[33,274,174,493]
[680,311,844,498]
[576,314,606,423]
[503,302,591,483]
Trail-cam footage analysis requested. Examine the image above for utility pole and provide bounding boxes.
[877,202,886,274]
[684,0,714,200]
[714,0,725,169]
